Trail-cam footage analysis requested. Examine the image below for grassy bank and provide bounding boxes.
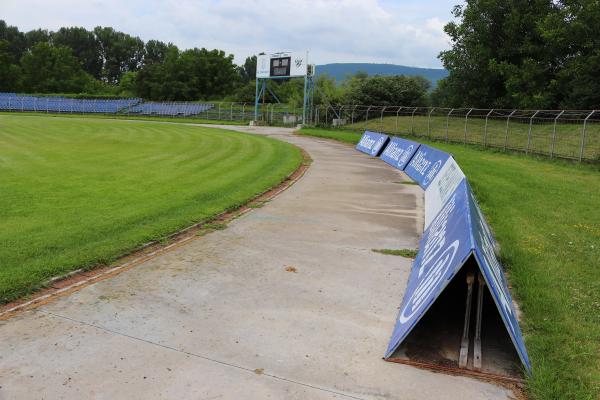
[0,115,302,303]
[298,127,600,400]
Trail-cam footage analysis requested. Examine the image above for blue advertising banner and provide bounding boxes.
[379,137,421,171]
[385,180,473,358]
[403,145,451,189]
[467,187,531,371]
[384,180,531,371]
[355,131,390,157]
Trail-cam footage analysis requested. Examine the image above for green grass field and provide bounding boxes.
[0,111,247,126]
[339,114,600,161]
[0,115,302,303]
[299,128,600,400]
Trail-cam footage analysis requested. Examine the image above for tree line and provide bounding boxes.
[0,20,431,105]
[433,0,600,109]
[6,0,596,110]
[0,21,254,100]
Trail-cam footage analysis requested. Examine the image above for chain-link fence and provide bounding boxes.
[311,105,600,161]
[3,94,598,161]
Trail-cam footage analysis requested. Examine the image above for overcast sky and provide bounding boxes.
[0,0,458,68]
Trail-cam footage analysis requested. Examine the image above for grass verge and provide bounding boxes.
[298,127,600,400]
[372,248,418,258]
[0,111,247,126]
[0,114,302,303]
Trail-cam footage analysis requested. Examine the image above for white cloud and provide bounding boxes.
[0,0,454,68]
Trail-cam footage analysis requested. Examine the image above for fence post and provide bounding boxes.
[483,109,494,147]
[580,110,596,161]
[395,106,403,134]
[526,110,541,154]
[230,103,233,120]
[380,106,387,132]
[504,110,517,151]
[339,106,345,127]
[271,103,275,124]
[464,108,473,144]
[446,108,454,143]
[410,107,418,134]
[550,110,565,158]
[351,105,357,125]
[365,106,372,130]
[427,107,435,137]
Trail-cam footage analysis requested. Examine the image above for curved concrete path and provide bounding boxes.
[0,125,511,399]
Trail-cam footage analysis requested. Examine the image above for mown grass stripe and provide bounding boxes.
[0,115,302,303]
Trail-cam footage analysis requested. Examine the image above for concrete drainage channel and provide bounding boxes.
[0,124,517,399]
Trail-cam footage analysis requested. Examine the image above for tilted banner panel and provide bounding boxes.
[467,186,531,370]
[385,181,473,358]
[379,137,421,171]
[385,179,531,372]
[403,144,451,189]
[424,157,466,228]
[355,131,390,157]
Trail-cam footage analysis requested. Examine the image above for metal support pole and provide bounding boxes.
[464,108,473,144]
[380,106,387,132]
[526,110,541,154]
[459,272,475,369]
[504,110,517,151]
[483,109,494,147]
[395,107,403,134]
[550,110,564,158]
[427,107,435,137]
[218,103,221,120]
[230,103,233,121]
[446,108,454,143]
[410,107,418,134]
[580,110,595,161]
[254,78,259,121]
[473,273,485,371]
[270,103,275,124]
[365,106,372,130]
[351,105,357,125]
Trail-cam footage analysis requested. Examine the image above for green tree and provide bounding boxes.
[239,55,257,83]
[20,43,94,93]
[144,40,172,65]
[438,1,554,108]
[0,39,21,91]
[53,27,103,78]
[342,74,430,106]
[24,29,51,48]
[541,0,600,108]
[0,20,26,63]
[94,26,145,84]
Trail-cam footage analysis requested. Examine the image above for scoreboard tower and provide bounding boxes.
[254,51,315,125]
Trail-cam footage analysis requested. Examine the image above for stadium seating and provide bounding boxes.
[0,93,140,114]
[0,93,214,117]
[124,102,214,116]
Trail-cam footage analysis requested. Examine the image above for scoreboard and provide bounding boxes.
[256,52,312,78]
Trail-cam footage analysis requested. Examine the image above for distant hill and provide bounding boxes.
[315,63,448,87]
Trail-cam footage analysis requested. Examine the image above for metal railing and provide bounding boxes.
[0,95,306,127]
[3,95,598,161]
[310,105,600,161]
